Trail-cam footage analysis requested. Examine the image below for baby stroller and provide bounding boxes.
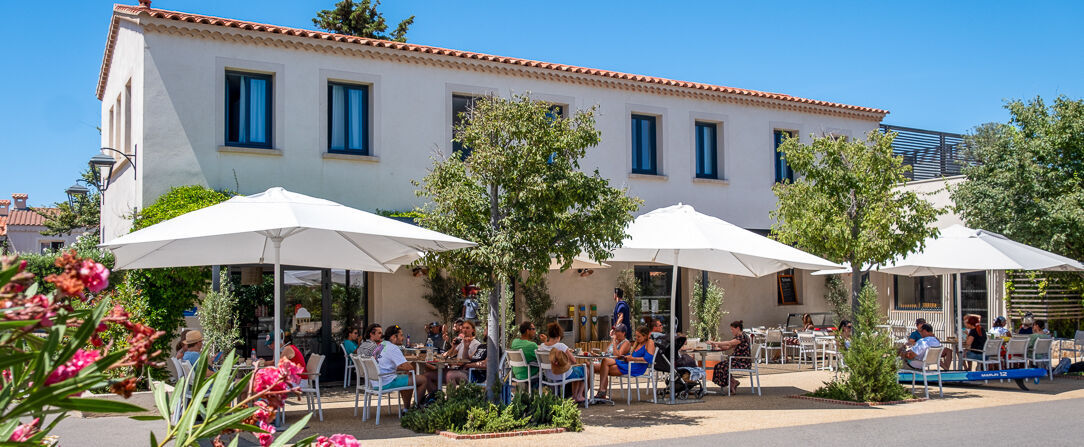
[653,335,706,400]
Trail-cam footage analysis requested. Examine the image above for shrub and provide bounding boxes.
[401,384,582,434]
[616,268,642,327]
[691,277,727,340]
[198,280,242,356]
[823,275,852,325]
[522,277,554,334]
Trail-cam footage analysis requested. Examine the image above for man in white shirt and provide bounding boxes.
[901,323,941,369]
[377,325,429,410]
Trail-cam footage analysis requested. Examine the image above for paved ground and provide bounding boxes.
[49,366,1084,446]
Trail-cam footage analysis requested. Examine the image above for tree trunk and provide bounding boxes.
[850,264,863,317]
[513,272,527,325]
[485,183,501,402]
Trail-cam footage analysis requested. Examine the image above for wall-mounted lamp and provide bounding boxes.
[88,147,137,192]
[577,269,594,277]
[412,267,429,277]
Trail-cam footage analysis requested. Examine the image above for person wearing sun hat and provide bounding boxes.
[179,330,215,375]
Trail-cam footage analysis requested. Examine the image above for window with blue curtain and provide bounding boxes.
[451,94,479,159]
[695,122,718,179]
[773,130,795,183]
[328,83,369,154]
[225,71,272,148]
[631,114,657,174]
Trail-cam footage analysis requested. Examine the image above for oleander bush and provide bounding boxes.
[401,384,582,434]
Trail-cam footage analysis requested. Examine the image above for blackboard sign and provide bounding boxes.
[777,274,798,304]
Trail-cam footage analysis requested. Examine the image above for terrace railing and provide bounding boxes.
[880,124,969,181]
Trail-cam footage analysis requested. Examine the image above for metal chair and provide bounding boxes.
[168,358,193,424]
[300,353,325,421]
[728,342,762,396]
[1066,330,1084,363]
[536,350,590,408]
[905,346,944,399]
[795,332,817,368]
[763,329,784,364]
[353,355,415,425]
[1029,337,1054,381]
[506,349,538,394]
[341,342,356,388]
[1005,337,1029,369]
[974,338,1004,383]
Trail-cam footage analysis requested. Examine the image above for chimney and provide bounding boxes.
[0,200,8,216]
[11,194,27,210]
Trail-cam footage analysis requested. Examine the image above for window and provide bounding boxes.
[452,94,479,158]
[327,83,369,154]
[123,81,132,154]
[635,265,682,332]
[40,241,64,253]
[773,130,795,183]
[695,122,718,179]
[777,269,799,304]
[894,275,942,310]
[225,71,272,148]
[631,114,657,174]
[107,106,115,149]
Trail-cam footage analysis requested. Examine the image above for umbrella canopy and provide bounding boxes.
[609,204,842,276]
[101,187,474,364]
[608,204,841,403]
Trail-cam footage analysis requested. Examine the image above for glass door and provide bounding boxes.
[635,266,682,332]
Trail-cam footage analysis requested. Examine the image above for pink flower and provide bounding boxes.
[256,421,276,447]
[78,260,110,293]
[278,359,304,385]
[253,401,274,424]
[314,434,361,447]
[9,418,39,442]
[45,349,100,385]
[252,367,288,395]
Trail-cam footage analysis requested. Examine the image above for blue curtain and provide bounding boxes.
[347,87,366,151]
[247,77,268,144]
[330,85,346,150]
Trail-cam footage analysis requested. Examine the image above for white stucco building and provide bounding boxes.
[0,194,84,255]
[96,3,897,360]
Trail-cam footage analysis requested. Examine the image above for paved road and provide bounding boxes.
[617,397,1084,447]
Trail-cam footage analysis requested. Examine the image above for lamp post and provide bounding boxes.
[87,147,136,243]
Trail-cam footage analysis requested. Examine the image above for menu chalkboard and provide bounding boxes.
[777,274,797,304]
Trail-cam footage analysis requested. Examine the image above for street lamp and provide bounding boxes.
[88,147,136,192]
[65,182,90,209]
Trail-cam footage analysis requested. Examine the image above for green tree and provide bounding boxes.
[615,268,642,327]
[414,94,641,400]
[422,271,465,329]
[840,283,910,402]
[128,185,233,376]
[952,96,1084,262]
[521,277,554,335]
[771,132,942,311]
[312,0,414,42]
[198,280,242,356]
[35,166,100,237]
[823,274,852,324]
[690,277,727,340]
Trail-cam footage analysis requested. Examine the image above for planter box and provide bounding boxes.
[789,394,926,407]
[438,427,566,440]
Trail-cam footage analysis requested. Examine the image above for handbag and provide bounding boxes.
[550,348,571,375]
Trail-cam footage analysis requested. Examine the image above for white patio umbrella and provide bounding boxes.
[813,225,1084,360]
[102,187,474,364]
[608,204,843,403]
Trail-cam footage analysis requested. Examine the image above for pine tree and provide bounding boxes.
[312,0,414,42]
[840,283,910,402]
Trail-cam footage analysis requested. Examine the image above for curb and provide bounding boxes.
[789,395,926,407]
[438,428,566,440]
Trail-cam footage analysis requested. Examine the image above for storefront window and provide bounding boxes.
[634,266,682,332]
[894,275,943,310]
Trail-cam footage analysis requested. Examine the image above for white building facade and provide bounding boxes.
[96,4,889,345]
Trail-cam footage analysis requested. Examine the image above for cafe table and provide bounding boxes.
[573,353,612,406]
[410,357,466,389]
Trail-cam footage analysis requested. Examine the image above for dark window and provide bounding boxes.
[546,104,565,119]
[327,83,369,154]
[695,122,718,179]
[773,130,795,183]
[452,94,479,159]
[225,71,272,148]
[631,114,657,174]
[40,241,64,253]
[634,265,682,332]
[894,275,943,310]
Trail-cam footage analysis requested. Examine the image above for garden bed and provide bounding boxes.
[438,427,566,440]
[401,384,582,436]
[789,394,926,407]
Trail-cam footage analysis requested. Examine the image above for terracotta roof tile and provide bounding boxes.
[0,200,9,205]
[98,5,888,119]
[0,216,6,237]
[10,194,27,199]
[6,209,56,227]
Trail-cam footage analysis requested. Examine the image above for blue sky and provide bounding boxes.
[2,0,1081,206]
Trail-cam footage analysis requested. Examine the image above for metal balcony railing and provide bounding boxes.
[880,124,969,181]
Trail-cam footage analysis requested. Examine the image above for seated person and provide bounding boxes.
[425,321,482,387]
[900,323,940,370]
[710,320,752,395]
[343,326,361,355]
[377,324,429,411]
[906,318,928,347]
[988,316,1010,337]
[962,314,987,370]
[1016,313,1035,335]
[537,322,586,403]
[509,321,540,382]
[357,324,384,358]
[593,326,654,400]
[278,332,306,375]
[425,322,445,352]
[441,319,464,353]
[1028,319,1053,350]
[837,320,853,350]
[179,330,214,376]
[784,314,815,346]
[593,324,633,398]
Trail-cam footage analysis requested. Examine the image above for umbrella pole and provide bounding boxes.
[956,272,963,370]
[273,237,283,367]
[670,250,678,404]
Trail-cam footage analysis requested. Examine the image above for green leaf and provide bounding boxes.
[0,352,34,370]
[268,413,312,447]
[129,415,161,421]
[194,407,257,439]
[0,320,40,330]
[152,381,172,429]
[150,430,158,447]
[204,351,236,413]
[0,263,18,285]
[52,397,147,413]
[293,434,319,447]
[227,435,239,447]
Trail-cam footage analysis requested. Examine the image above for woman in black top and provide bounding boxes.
[962,314,987,370]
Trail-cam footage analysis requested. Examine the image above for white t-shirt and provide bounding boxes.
[908,336,941,369]
[377,342,408,386]
[537,342,570,381]
[988,327,1009,337]
[454,338,482,361]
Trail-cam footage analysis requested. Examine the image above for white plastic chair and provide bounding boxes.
[904,346,944,399]
[506,350,538,394]
[1005,337,1029,369]
[169,358,193,424]
[341,342,356,388]
[763,330,784,364]
[974,338,1004,383]
[795,333,817,368]
[536,350,590,408]
[1066,330,1084,362]
[300,353,325,421]
[728,342,762,396]
[353,355,415,425]
[818,338,840,372]
[1029,337,1054,381]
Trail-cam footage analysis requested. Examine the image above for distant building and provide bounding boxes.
[0,194,84,254]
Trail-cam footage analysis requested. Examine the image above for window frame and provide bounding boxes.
[773,129,796,183]
[224,71,274,149]
[631,114,658,175]
[451,94,481,159]
[695,121,719,179]
[776,268,801,305]
[326,82,370,155]
[893,275,943,310]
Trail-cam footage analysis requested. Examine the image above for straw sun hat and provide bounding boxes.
[183,330,204,346]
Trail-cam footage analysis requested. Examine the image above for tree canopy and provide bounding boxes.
[36,167,100,237]
[771,131,942,307]
[312,0,414,42]
[952,96,1084,261]
[414,94,641,399]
